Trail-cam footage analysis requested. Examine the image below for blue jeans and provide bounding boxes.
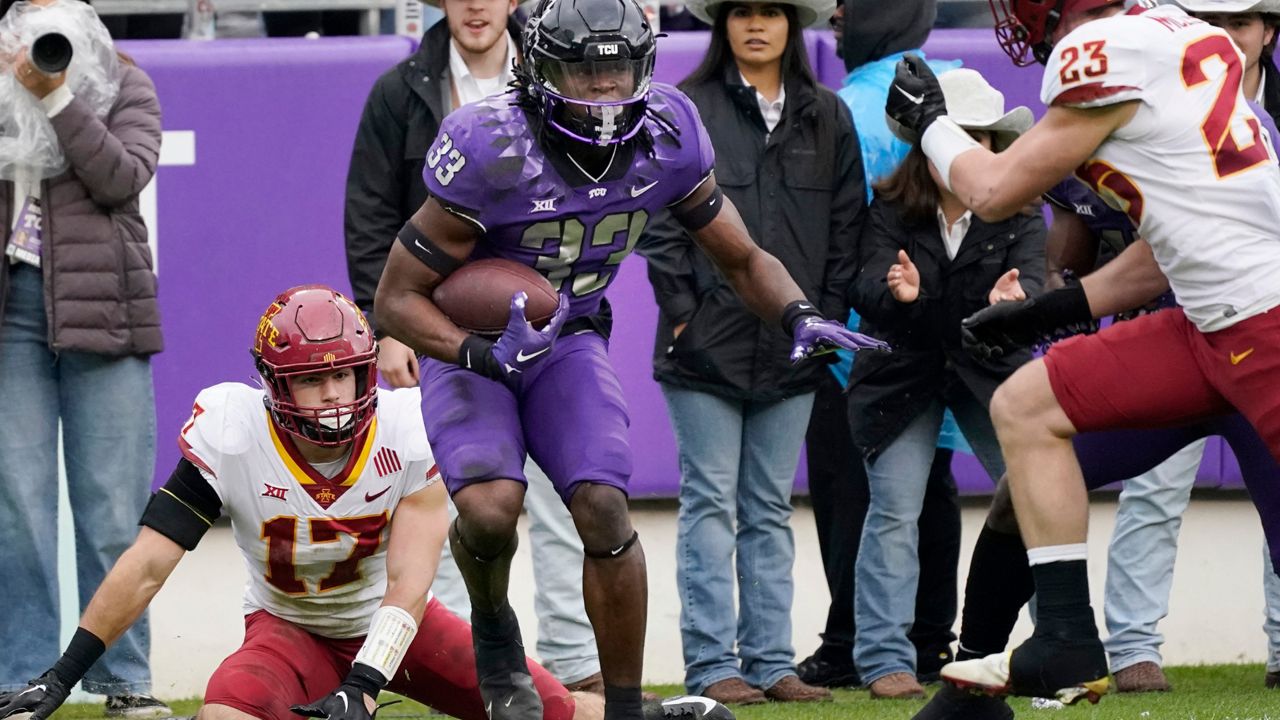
[0,265,155,694]
[854,396,1005,684]
[662,385,814,694]
[1104,439,1280,672]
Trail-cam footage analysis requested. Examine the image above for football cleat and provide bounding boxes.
[472,608,542,720]
[942,635,1109,705]
[642,696,734,720]
[911,683,1013,720]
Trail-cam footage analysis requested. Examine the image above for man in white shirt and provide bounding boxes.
[342,0,604,694]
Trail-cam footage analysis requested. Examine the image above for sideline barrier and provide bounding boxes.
[125,30,1236,496]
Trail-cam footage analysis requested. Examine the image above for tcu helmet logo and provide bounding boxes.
[597,43,619,56]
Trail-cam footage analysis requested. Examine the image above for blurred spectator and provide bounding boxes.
[0,0,168,715]
[795,0,963,691]
[342,0,604,693]
[847,68,1043,699]
[639,0,858,705]
[263,10,361,36]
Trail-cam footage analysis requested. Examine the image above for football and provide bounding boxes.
[432,258,560,335]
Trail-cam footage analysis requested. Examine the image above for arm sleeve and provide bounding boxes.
[848,200,928,326]
[345,78,411,335]
[49,65,161,208]
[139,459,223,551]
[820,104,866,324]
[636,208,700,325]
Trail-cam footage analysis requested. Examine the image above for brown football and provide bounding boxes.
[432,258,560,335]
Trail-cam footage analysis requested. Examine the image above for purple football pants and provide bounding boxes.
[420,332,632,505]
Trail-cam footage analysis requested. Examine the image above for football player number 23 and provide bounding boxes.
[1181,35,1270,178]
[262,514,386,594]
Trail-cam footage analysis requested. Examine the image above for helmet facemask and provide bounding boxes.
[535,53,655,145]
[252,286,379,449]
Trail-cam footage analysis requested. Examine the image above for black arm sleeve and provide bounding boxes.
[139,458,223,551]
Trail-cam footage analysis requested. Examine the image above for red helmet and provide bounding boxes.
[990,0,1122,66]
[251,285,378,447]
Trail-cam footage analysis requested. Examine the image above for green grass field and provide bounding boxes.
[44,665,1280,720]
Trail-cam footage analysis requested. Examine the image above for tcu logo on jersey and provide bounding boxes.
[589,188,608,199]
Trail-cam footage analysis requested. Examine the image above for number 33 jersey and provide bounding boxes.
[178,383,439,638]
[1042,4,1280,332]
[423,83,716,322]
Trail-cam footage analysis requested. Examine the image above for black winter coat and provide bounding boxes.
[342,18,522,335]
[847,194,1046,460]
[639,66,866,401]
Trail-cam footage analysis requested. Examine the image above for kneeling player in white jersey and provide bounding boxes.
[0,286,717,720]
[885,0,1280,707]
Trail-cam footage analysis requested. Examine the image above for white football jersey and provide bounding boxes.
[1042,5,1280,331]
[179,383,438,638]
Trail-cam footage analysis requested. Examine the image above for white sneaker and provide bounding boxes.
[941,652,1012,695]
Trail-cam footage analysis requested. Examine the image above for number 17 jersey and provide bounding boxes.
[179,383,438,638]
[1042,4,1280,332]
[423,84,716,322]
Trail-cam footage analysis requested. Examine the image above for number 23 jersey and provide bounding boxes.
[179,383,438,639]
[1042,4,1280,332]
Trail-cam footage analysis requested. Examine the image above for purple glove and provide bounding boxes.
[458,291,569,384]
[790,316,890,364]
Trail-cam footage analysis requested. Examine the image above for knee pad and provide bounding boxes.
[583,530,639,560]
[450,516,518,564]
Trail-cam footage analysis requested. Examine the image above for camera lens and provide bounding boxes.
[31,32,72,75]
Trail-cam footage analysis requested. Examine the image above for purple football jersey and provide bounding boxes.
[423,83,715,320]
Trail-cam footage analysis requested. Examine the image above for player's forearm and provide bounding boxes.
[731,248,807,325]
[80,531,183,647]
[1079,239,1169,317]
[375,286,470,363]
[949,151,1040,223]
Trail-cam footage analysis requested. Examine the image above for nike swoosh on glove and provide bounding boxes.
[790,316,891,364]
[491,291,570,378]
[0,670,71,720]
[885,54,948,145]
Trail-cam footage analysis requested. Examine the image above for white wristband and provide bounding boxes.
[355,605,418,680]
[920,117,982,193]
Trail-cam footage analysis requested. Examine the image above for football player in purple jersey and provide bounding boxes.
[372,0,886,719]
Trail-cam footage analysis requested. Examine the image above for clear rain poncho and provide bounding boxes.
[0,0,120,181]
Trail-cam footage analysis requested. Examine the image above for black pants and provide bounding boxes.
[804,374,962,665]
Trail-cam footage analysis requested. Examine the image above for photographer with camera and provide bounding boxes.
[0,0,168,715]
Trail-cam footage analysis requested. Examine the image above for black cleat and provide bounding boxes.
[642,696,734,720]
[911,683,1012,720]
[796,654,861,688]
[472,606,542,720]
[942,634,1109,705]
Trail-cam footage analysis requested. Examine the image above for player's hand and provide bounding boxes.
[0,670,72,720]
[988,268,1026,305]
[291,687,379,720]
[490,292,570,379]
[887,249,921,303]
[885,54,947,143]
[790,317,890,364]
[377,336,420,389]
[962,281,1095,360]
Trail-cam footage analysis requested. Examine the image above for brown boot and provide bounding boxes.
[702,678,767,705]
[867,672,925,699]
[763,675,833,702]
[1113,661,1170,693]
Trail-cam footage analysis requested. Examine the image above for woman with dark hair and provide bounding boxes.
[846,68,1044,699]
[638,0,864,706]
[0,0,168,714]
